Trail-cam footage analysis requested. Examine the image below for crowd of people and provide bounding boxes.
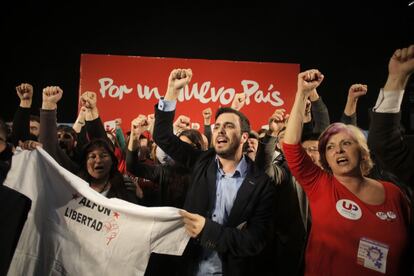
[0,44,413,276]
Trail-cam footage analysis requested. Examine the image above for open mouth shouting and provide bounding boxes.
[336,156,349,166]
[216,135,228,147]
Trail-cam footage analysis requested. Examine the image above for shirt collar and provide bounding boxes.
[215,155,248,178]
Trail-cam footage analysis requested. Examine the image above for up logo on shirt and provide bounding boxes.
[336,199,362,220]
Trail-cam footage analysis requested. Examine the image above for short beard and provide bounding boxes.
[215,139,240,159]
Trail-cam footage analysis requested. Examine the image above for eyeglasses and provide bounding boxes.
[304,146,318,153]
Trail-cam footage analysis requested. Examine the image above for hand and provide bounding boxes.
[388,45,414,80]
[130,176,144,199]
[19,140,42,151]
[16,83,33,108]
[80,91,99,120]
[269,108,287,136]
[304,99,312,123]
[174,115,191,133]
[165,68,193,100]
[297,69,324,97]
[231,93,246,111]
[147,114,155,125]
[348,84,368,102]
[270,108,286,122]
[115,118,122,128]
[179,210,206,238]
[202,107,212,120]
[202,107,212,125]
[78,106,87,121]
[385,45,414,91]
[42,86,63,110]
[73,106,87,132]
[80,91,97,109]
[131,115,148,138]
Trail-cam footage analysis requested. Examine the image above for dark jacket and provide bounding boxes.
[368,111,414,276]
[39,109,139,205]
[153,105,276,276]
[126,149,190,208]
[368,111,414,187]
[11,106,36,145]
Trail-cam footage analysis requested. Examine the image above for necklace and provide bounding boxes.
[100,181,110,193]
[91,181,110,193]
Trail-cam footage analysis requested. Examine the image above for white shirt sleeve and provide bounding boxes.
[373,88,405,113]
[158,98,177,111]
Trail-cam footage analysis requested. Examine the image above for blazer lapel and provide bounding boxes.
[226,173,257,226]
[206,159,218,212]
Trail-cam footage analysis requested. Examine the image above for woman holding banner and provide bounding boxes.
[39,86,140,204]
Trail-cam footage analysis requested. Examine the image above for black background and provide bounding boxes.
[1,1,413,131]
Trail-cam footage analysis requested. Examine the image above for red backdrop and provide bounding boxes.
[79,54,299,131]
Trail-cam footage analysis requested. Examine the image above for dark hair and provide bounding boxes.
[78,138,119,183]
[178,129,204,150]
[215,107,251,134]
[301,132,321,143]
[29,115,40,123]
[57,125,78,141]
[277,126,286,138]
[249,130,259,139]
[0,118,8,141]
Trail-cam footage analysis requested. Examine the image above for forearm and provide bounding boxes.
[204,124,212,146]
[127,133,140,151]
[85,117,107,140]
[116,128,126,150]
[203,117,211,126]
[373,89,404,113]
[85,108,99,121]
[75,127,88,150]
[39,110,79,173]
[374,72,409,114]
[344,98,357,117]
[311,97,330,134]
[11,107,31,144]
[153,106,199,168]
[284,91,307,144]
[384,74,409,92]
[73,118,85,133]
[164,85,179,101]
[340,112,357,126]
[39,109,58,155]
[126,149,159,181]
[368,111,414,185]
[147,123,154,136]
[19,98,32,108]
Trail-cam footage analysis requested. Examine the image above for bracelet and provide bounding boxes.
[77,121,85,125]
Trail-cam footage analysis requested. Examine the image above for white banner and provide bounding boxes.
[4,147,190,275]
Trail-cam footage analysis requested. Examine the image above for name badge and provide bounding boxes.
[357,237,388,274]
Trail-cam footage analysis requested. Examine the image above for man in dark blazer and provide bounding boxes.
[368,44,414,188]
[153,68,276,275]
[368,44,414,276]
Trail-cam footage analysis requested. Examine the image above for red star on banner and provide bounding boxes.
[72,193,79,199]
[113,212,120,219]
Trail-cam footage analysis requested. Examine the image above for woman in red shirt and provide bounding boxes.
[283,69,411,276]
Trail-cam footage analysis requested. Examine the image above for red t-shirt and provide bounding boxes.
[283,143,411,276]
